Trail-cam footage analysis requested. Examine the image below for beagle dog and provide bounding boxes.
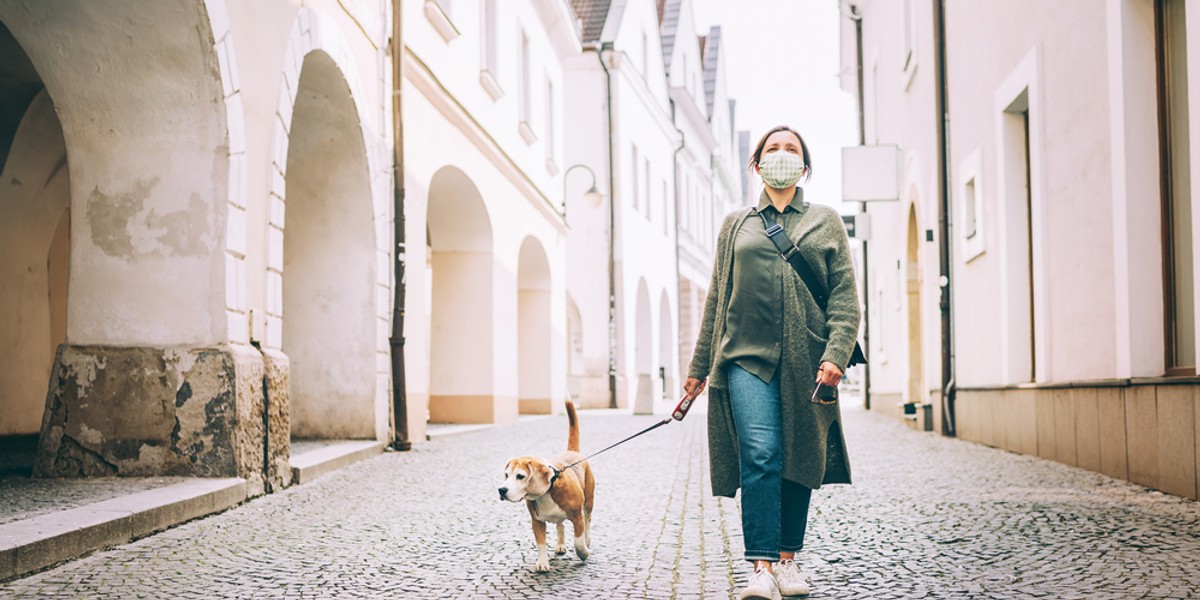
[499,400,595,572]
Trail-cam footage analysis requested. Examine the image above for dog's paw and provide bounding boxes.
[533,558,551,572]
[575,545,590,561]
[554,544,568,556]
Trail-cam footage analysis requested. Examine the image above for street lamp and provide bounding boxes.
[562,162,615,409]
[562,164,605,219]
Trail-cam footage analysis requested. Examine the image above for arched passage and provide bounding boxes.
[282,50,377,440]
[0,25,70,474]
[566,294,584,402]
[906,203,925,405]
[0,2,260,481]
[658,290,674,403]
[427,166,495,423]
[518,236,552,414]
[633,278,654,414]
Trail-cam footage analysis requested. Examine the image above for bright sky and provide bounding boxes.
[692,0,858,213]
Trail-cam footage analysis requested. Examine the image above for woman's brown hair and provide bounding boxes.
[747,125,812,181]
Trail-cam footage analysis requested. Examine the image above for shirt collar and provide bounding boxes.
[756,187,805,214]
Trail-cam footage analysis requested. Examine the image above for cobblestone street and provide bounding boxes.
[2,400,1199,599]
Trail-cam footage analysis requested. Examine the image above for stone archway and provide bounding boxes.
[263,7,392,452]
[427,166,495,423]
[0,1,265,483]
[517,236,553,415]
[0,68,69,475]
[906,203,925,406]
[281,50,377,440]
[658,290,674,404]
[633,278,654,414]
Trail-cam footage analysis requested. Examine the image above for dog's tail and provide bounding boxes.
[565,399,579,452]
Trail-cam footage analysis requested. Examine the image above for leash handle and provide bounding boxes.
[672,393,696,421]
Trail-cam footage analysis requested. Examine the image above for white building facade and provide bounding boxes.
[563,0,682,414]
[664,0,743,387]
[842,0,1200,501]
[401,0,576,432]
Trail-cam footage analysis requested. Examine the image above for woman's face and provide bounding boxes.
[756,130,805,172]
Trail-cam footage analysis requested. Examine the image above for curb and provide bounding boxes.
[289,441,386,485]
[0,478,246,582]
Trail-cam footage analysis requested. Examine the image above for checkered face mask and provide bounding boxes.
[758,151,807,189]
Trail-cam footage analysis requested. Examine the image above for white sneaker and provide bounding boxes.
[739,566,782,600]
[774,559,811,596]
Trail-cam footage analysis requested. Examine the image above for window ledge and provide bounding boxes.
[518,121,537,145]
[480,69,504,101]
[424,1,459,43]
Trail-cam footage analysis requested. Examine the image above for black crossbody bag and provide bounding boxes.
[756,209,867,369]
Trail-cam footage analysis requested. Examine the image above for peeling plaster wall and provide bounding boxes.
[0,1,231,346]
[0,92,69,435]
[34,345,272,489]
[284,51,378,440]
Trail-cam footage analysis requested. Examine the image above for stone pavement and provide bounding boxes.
[2,400,1199,599]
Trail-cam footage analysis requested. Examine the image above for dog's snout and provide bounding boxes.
[498,487,508,500]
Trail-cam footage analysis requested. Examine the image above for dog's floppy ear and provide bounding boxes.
[526,460,555,495]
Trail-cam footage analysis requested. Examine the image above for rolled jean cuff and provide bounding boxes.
[780,544,804,553]
[744,551,780,562]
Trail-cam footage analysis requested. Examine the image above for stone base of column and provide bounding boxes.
[261,348,292,491]
[33,344,288,494]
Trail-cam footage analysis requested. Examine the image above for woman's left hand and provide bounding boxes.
[816,361,843,387]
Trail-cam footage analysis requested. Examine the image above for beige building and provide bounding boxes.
[842,0,1200,500]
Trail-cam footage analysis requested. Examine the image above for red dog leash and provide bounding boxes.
[550,393,698,481]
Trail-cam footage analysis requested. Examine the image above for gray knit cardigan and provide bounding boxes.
[688,202,862,496]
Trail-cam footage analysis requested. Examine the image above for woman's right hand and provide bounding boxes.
[683,377,707,401]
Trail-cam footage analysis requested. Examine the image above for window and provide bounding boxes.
[479,0,502,100]
[644,158,652,219]
[1157,0,1194,374]
[901,0,917,90]
[424,0,460,42]
[545,78,557,173]
[959,149,984,262]
[964,179,977,238]
[641,32,649,78]
[682,54,690,94]
[631,145,640,210]
[518,31,535,143]
[662,181,669,235]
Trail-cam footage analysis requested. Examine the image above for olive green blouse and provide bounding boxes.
[719,188,809,384]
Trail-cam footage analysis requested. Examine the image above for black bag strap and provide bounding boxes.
[755,208,828,310]
[752,206,867,368]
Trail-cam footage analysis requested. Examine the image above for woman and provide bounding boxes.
[683,125,861,600]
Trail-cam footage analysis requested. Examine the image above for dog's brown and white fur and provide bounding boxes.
[499,401,595,572]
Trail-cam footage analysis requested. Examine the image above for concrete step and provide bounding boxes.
[0,477,246,582]
[288,440,386,485]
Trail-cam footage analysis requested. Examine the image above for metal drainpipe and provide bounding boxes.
[586,40,619,410]
[670,101,685,388]
[933,0,956,436]
[388,0,411,450]
[849,4,872,411]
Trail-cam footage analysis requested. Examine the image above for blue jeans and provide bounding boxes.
[727,364,813,562]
